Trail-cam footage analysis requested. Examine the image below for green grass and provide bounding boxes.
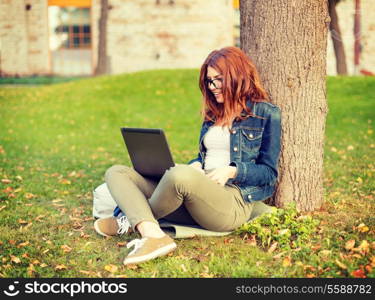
[0,71,374,278]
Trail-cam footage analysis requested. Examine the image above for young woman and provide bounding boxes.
[94,46,281,265]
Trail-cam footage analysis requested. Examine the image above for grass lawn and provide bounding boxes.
[0,71,374,278]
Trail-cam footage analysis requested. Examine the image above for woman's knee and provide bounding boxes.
[104,164,132,181]
[164,164,199,187]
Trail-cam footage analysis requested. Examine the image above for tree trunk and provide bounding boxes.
[353,0,361,75]
[240,0,329,211]
[328,0,348,75]
[95,0,108,75]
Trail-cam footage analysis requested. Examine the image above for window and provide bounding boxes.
[56,24,91,48]
[51,7,91,49]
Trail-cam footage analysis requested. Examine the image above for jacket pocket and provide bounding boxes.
[241,128,263,151]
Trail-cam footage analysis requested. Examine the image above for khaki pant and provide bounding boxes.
[105,164,253,232]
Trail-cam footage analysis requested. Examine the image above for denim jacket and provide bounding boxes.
[188,100,281,203]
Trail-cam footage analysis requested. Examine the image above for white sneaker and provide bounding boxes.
[94,214,131,237]
[123,235,177,265]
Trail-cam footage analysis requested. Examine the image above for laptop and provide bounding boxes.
[120,128,175,179]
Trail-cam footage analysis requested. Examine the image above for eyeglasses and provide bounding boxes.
[205,78,223,89]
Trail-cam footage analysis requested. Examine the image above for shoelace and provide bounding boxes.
[126,238,147,256]
[116,215,131,235]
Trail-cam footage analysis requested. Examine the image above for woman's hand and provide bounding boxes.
[188,161,204,173]
[206,166,237,186]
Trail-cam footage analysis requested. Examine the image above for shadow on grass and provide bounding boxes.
[0,76,88,86]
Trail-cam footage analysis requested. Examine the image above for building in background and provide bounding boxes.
[326,0,375,75]
[0,0,234,76]
[0,0,374,77]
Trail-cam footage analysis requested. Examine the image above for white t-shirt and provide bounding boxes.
[203,125,231,171]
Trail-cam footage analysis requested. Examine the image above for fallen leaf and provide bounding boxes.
[3,187,13,193]
[80,232,90,239]
[10,255,21,264]
[61,245,72,253]
[18,219,28,225]
[311,244,322,251]
[59,179,71,185]
[40,263,48,268]
[319,250,331,258]
[351,269,366,278]
[303,265,316,272]
[335,259,347,270]
[17,241,30,248]
[345,239,356,251]
[357,223,369,233]
[126,264,138,270]
[282,256,292,267]
[35,215,45,222]
[365,265,372,273]
[278,229,290,236]
[194,254,209,263]
[27,264,36,276]
[79,270,91,275]
[224,238,234,244]
[55,264,67,270]
[104,264,118,273]
[180,264,187,272]
[21,222,33,231]
[25,193,36,199]
[68,171,77,177]
[244,235,257,246]
[370,256,375,268]
[200,265,214,278]
[1,178,11,184]
[267,242,278,253]
[117,242,127,247]
[358,240,370,253]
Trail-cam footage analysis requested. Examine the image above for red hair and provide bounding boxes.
[199,46,269,126]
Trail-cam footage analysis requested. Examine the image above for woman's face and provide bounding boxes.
[206,66,224,103]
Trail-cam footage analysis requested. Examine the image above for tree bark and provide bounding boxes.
[328,0,348,75]
[240,0,329,211]
[95,0,108,75]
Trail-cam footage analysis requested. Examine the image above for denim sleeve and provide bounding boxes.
[231,106,281,186]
